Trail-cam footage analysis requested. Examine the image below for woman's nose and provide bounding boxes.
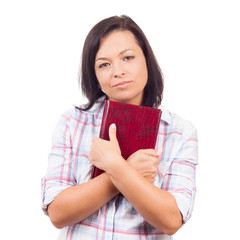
[113,62,125,78]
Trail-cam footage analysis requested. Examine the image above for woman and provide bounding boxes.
[41,15,198,239]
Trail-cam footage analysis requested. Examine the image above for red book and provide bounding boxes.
[91,100,162,178]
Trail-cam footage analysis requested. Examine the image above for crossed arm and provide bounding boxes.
[47,124,182,235]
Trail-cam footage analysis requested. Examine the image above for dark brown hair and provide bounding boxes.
[79,15,164,110]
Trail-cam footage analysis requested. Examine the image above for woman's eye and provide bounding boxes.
[99,62,110,69]
[123,56,134,61]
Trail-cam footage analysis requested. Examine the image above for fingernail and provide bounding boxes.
[110,123,116,129]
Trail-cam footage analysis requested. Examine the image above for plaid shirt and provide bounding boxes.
[41,97,198,240]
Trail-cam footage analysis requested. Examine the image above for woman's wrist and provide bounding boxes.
[99,172,120,195]
[104,155,126,177]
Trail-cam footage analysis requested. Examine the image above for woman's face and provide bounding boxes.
[95,31,148,106]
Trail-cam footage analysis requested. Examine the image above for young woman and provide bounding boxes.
[41,15,198,239]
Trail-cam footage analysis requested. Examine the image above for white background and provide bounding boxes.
[1,0,239,239]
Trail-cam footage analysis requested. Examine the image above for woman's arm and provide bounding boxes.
[48,151,160,229]
[48,172,119,229]
[107,159,182,235]
[47,125,160,229]
[89,124,182,235]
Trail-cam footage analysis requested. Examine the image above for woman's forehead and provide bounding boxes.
[96,31,141,58]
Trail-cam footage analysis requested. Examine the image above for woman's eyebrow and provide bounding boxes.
[119,48,134,55]
[96,49,134,62]
[95,57,109,62]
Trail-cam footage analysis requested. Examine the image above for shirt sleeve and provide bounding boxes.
[41,112,76,215]
[162,121,198,223]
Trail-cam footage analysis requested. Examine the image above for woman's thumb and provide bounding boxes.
[109,123,117,143]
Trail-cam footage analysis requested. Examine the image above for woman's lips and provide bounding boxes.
[112,81,133,88]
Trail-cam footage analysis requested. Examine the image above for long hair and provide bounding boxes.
[79,15,164,110]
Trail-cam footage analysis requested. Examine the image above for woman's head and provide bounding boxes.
[95,30,148,106]
[80,15,164,110]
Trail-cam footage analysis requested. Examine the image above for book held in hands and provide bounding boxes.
[91,100,162,178]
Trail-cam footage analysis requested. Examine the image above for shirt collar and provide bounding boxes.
[82,96,106,119]
[158,105,172,125]
[85,97,172,125]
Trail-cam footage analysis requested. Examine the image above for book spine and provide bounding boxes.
[99,100,109,139]
[154,110,162,150]
[91,100,109,178]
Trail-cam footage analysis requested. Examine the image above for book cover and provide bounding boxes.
[91,100,162,178]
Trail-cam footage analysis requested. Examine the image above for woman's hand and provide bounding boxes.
[127,149,161,183]
[89,124,123,172]
[89,123,161,183]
